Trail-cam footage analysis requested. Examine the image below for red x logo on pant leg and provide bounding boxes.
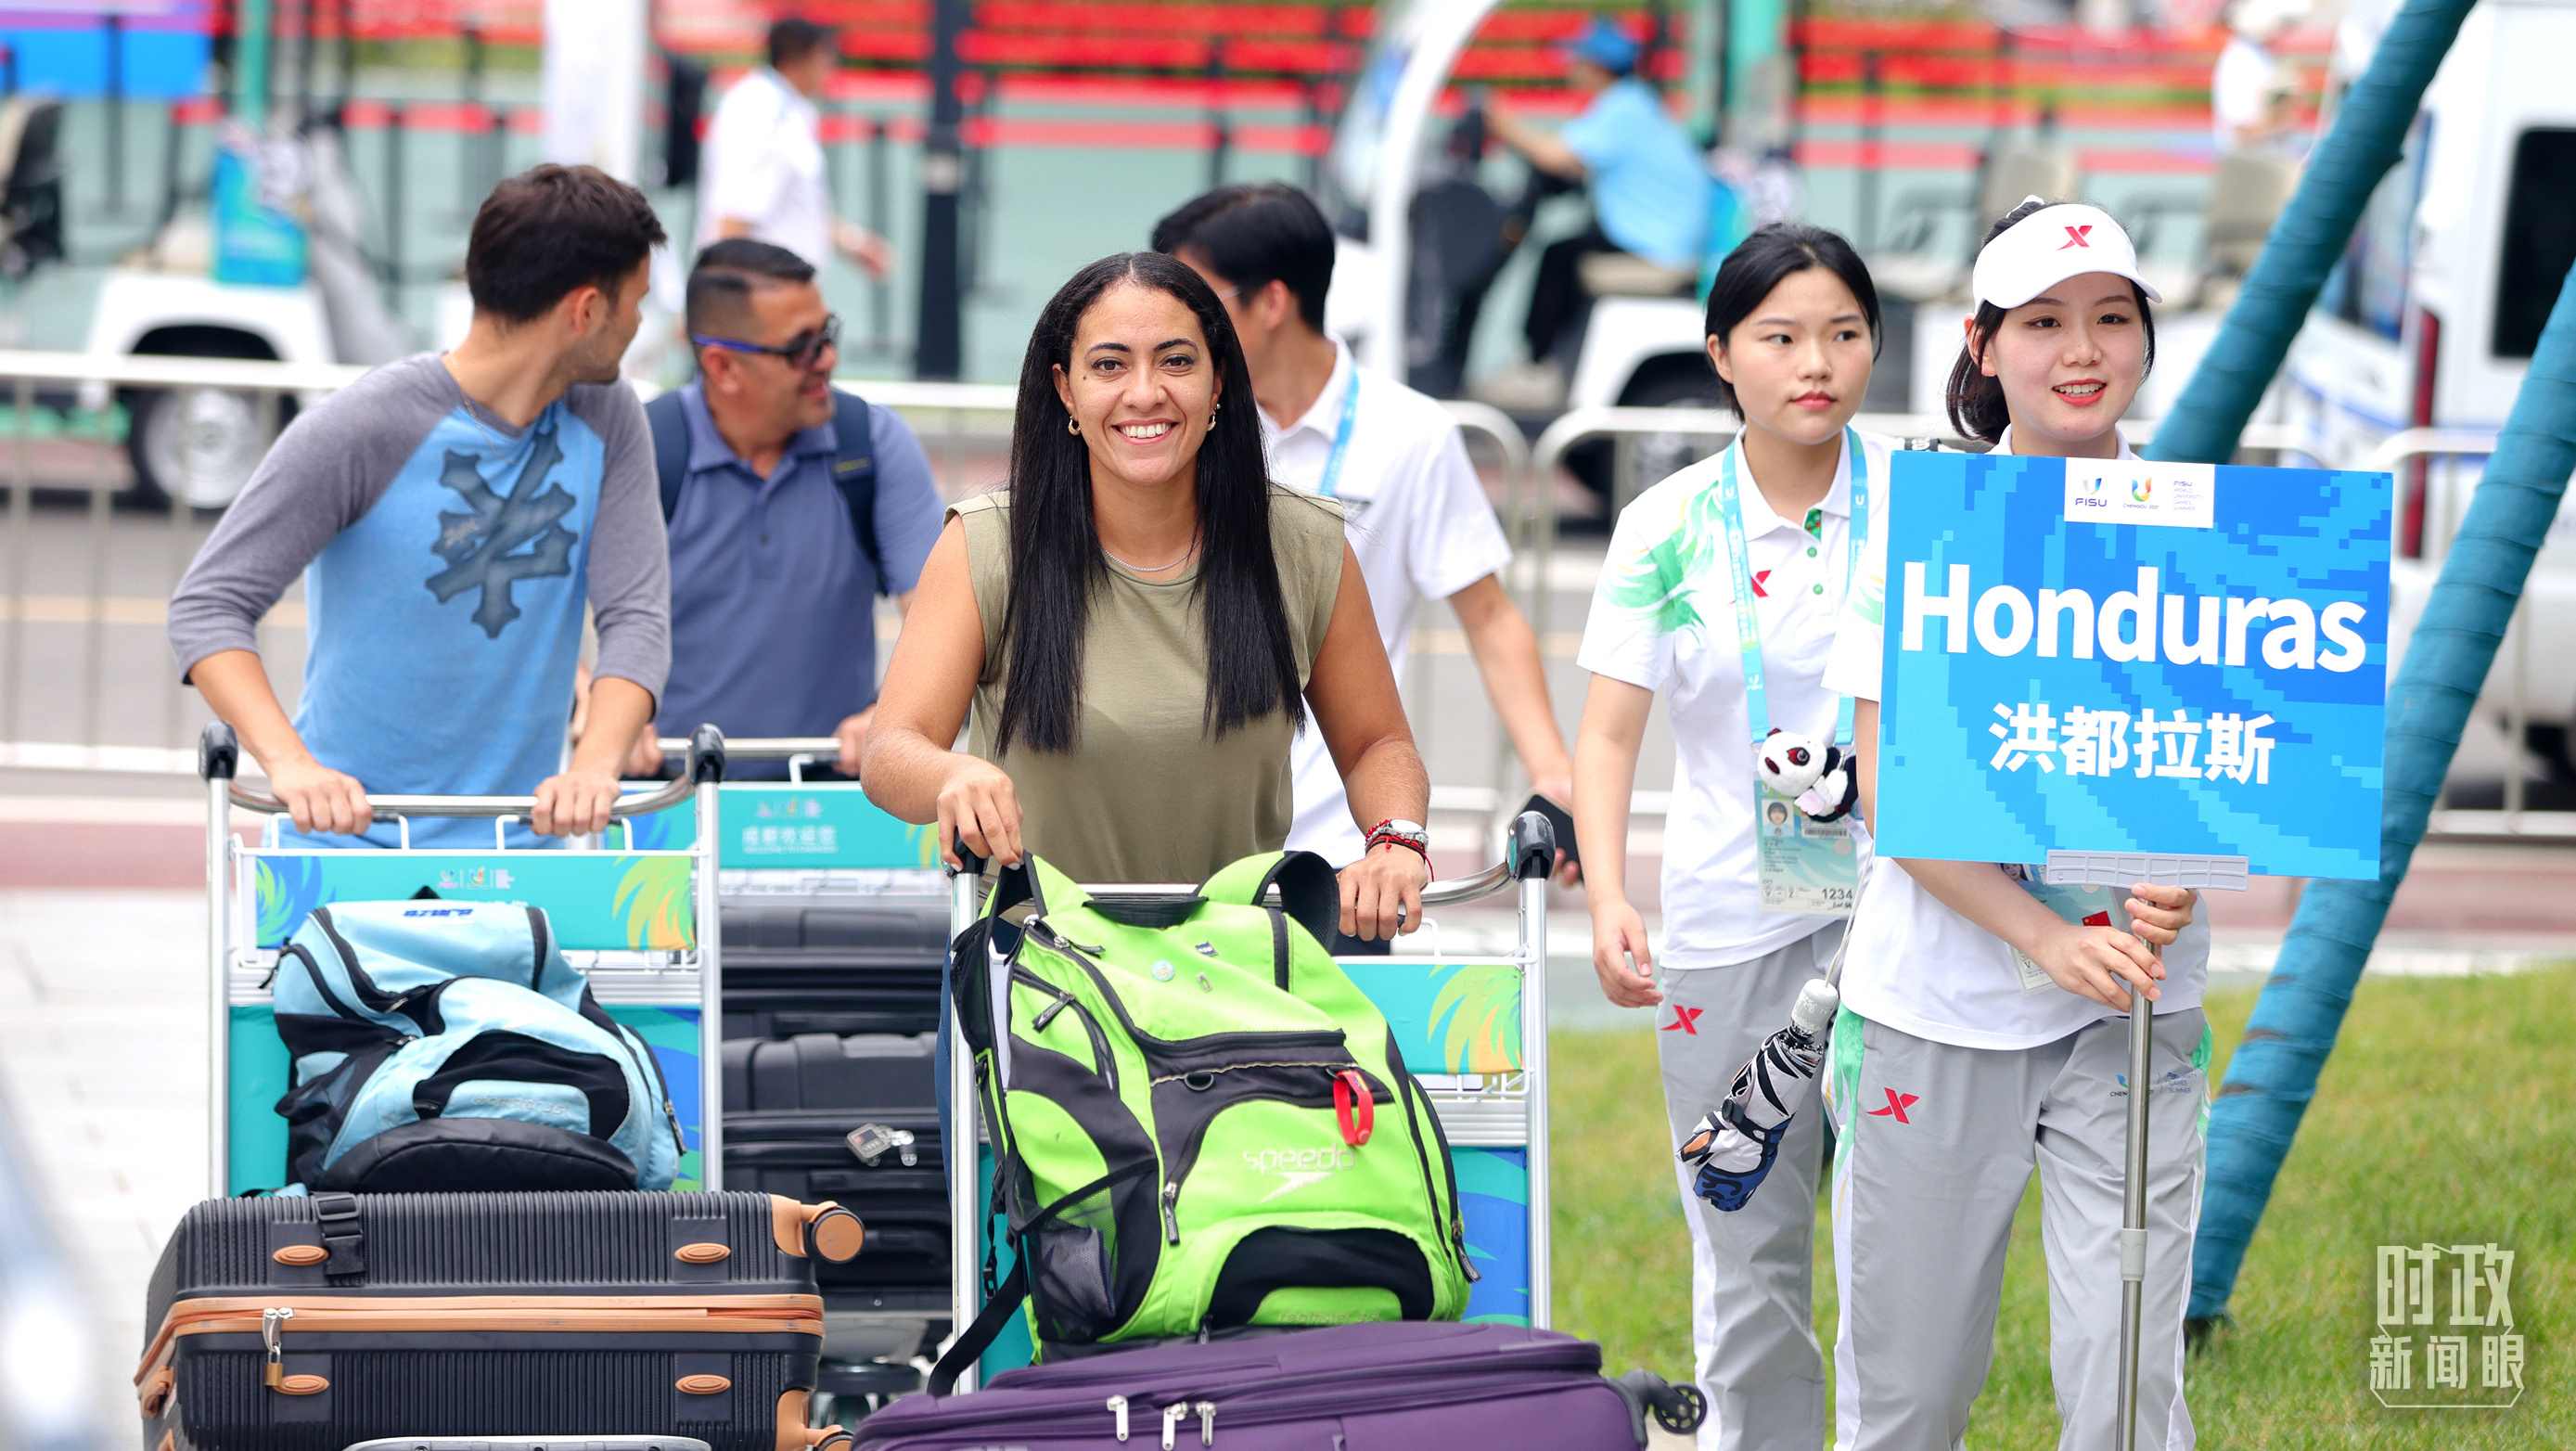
[1663,1006,1703,1034]
[1865,1088,1920,1123]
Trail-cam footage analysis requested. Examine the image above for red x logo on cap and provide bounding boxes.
[2057,225,2094,250]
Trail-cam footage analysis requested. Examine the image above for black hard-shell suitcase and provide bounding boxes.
[725,1112,947,1290]
[718,901,949,953]
[138,1190,863,1451]
[718,899,947,1040]
[722,1034,946,1292]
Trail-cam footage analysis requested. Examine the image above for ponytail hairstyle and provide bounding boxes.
[1943,198,2159,443]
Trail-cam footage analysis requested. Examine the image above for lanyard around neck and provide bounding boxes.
[1717,425,1869,746]
[1313,366,1363,499]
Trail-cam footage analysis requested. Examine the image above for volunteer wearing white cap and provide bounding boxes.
[1574,222,1890,1451]
[1821,198,2211,1449]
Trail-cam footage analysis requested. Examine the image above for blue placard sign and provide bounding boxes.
[1874,452,2390,880]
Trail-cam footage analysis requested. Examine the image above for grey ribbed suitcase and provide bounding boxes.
[137,1190,862,1451]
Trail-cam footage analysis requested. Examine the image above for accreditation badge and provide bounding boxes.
[1753,756,1860,916]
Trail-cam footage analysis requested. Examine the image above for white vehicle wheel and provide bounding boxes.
[128,383,283,510]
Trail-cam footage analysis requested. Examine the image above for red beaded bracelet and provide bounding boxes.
[1365,828,1432,879]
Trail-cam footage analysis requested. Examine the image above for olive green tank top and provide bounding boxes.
[951,488,1345,885]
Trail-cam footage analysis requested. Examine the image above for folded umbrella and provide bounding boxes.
[1677,975,1840,1211]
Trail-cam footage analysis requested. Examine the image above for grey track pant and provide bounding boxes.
[1826,1004,2213,1451]
[1655,925,1843,1451]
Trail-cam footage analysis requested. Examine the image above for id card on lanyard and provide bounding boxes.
[1314,367,1363,499]
[1723,427,1867,916]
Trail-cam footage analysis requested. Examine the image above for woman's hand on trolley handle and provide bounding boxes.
[1339,842,1429,943]
[937,755,1025,870]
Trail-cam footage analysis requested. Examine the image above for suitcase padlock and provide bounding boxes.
[846,1123,918,1168]
[261,1305,292,1389]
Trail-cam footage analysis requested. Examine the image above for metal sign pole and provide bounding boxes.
[2046,848,2246,1451]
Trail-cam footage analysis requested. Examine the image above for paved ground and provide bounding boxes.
[4,840,2567,1444]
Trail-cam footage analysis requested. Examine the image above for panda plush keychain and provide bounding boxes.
[1684,726,1868,1213]
[1758,726,1859,823]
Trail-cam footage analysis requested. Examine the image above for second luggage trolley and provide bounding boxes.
[198,722,731,1199]
[635,737,955,1412]
[938,812,1561,1391]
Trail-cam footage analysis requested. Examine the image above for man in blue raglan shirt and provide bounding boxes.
[168,163,674,846]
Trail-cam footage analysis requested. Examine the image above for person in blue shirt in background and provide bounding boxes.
[1483,17,1716,399]
[601,238,945,780]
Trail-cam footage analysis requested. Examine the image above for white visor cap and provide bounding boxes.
[1969,198,2162,311]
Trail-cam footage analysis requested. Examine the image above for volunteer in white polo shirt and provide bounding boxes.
[697,17,892,278]
[1152,184,1578,949]
[1572,222,1889,1451]
[1823,197,2207,1449]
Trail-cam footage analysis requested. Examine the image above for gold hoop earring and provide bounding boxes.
[1067,418,1081,436]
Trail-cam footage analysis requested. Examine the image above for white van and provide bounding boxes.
[2280,0,2576,771]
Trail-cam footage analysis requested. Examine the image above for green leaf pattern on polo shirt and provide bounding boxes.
[1849,537,1887,628]
[1605,487,1724,637]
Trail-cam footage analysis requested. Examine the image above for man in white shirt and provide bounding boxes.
[696,17,892,278]
[2211,0,2308,155]
[1153,184,1579,948]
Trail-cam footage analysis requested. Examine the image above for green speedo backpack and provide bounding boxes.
[932,848,1473,1385]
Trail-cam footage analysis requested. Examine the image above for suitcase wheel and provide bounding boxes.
[1652,1382,1709,1434]
[808,1202,865,1263]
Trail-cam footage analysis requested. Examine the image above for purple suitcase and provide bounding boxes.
[853,1322,1704,1449]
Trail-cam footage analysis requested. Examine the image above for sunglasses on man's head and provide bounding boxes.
[692,314,841,371]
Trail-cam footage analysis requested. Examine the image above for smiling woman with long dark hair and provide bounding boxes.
[862,251,1432,943]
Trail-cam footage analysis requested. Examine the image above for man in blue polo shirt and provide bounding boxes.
[616,238,943,778]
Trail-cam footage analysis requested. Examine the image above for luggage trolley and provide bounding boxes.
[197,722,731,1199]
[639,737,955,1407]
[937,812,1561,1392]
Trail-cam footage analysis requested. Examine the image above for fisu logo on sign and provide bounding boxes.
[2065,462,2213,530]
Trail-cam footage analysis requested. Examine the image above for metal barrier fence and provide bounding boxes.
[0,351,1536,828]
[2,348,2558,842]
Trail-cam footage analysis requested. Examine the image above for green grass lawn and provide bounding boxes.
[1551,967,2573,1447]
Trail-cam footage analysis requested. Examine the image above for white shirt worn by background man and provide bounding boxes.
[1821,425,2211,1049]
[1267,339,1514,866]
[2211,32,2287,152]
[697,66,833,266]
[1578,430,1889,970]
